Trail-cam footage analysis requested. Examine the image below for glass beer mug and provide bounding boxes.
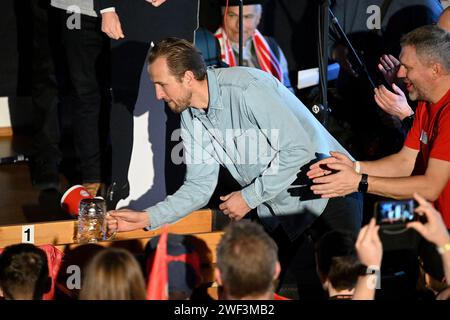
[77,197,115,243]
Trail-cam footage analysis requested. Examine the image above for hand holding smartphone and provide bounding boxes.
[374,199,420,226]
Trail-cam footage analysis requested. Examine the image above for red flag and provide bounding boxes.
[40,245,64,300]
[273,293,291,300]
[146,224,169,300]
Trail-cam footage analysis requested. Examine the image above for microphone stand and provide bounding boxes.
[316,0,331,127]
[328,8,377,89]
[314,0,377,128]
[312,0,331,127]
[238,0,243,66]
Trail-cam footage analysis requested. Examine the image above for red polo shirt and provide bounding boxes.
[404,89,450,228]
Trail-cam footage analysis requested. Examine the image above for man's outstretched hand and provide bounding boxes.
[106,209,150,233]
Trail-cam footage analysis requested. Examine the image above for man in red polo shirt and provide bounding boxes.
[308,25,450,229]
[306,25,449,280]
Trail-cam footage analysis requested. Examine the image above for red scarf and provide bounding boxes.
[214,27,284,84]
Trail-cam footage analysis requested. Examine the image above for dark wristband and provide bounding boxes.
[401,113,415,130]
[358,174,368,193]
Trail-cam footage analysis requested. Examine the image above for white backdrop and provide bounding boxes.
[116,61,170,210]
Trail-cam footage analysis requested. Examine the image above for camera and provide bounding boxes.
[374,199,418,225]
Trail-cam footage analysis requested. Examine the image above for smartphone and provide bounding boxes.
[374,199,417,225]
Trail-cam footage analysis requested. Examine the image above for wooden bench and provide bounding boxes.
[56,230,223,264]
[0,209,214,248]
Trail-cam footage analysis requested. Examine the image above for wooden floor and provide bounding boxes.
[0,135,72,226]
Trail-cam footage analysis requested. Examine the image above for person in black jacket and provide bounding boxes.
[51,0,110,196]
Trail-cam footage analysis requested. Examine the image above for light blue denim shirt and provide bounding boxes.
[147,67,353,240]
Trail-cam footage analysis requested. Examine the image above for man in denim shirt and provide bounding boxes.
[107,38,362,293]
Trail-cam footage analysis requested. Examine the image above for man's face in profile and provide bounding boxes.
[148,57,192,114]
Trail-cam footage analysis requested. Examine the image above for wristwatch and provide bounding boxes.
[437,242,450,255]
[402,112,415,129]
[358,174,369,193]
[358,264,380,276]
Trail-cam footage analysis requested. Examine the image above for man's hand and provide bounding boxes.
[436,287,450,300]
[355,218,382,268]
[310,162,360,198]
[378,54,401,86]
[145,0,167,7]
[219,191,251,221]
[106,209,150,233]
[407,193,450,247]
[353,218,382,301]
[374,84,413,120]
[307,151,354,180]
[101,12,124,40]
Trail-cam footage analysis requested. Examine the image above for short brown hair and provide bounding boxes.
[217,221,278,299]
[148,37,207,81]
[316,231,361,291]
[400,25,450,71]
[79,247,146,300]
[0,244,50,300]
[326,256,361,291]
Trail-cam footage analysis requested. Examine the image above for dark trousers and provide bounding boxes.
[31,0,62,166]
[62,13,110,183]
[270,193,363,299]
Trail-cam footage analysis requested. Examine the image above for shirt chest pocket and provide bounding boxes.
[233,129,278,170]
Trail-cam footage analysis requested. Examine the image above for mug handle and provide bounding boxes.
[103,212,117,241]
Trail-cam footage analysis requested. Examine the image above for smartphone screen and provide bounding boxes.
[375,199,416,225]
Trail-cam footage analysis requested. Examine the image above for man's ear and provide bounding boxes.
[318,272,328,286]
[214,267,223,286]
[322,278,330,291]
[183,70,195,84]
[273,261,281,280]
[432,62,445,78]
[255,12,262,27]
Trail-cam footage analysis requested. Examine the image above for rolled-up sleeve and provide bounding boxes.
[146,117,219,229]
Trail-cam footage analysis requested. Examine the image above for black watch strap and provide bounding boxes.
[401,113,415,130]
[358,264,369,276]
[358,174,368,193]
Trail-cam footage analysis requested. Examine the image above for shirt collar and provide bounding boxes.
[190,68,223,117]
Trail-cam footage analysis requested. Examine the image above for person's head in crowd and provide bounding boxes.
[147,38,207,114]
[79,247,146,300]
[145,234,202,300]
[0,244,50,300]
[315,231,362,299]
[437,7,450,31]
[220,0,264,44]
[398,25,450,103]
[417,262,449,299]
[215,220,280,300]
